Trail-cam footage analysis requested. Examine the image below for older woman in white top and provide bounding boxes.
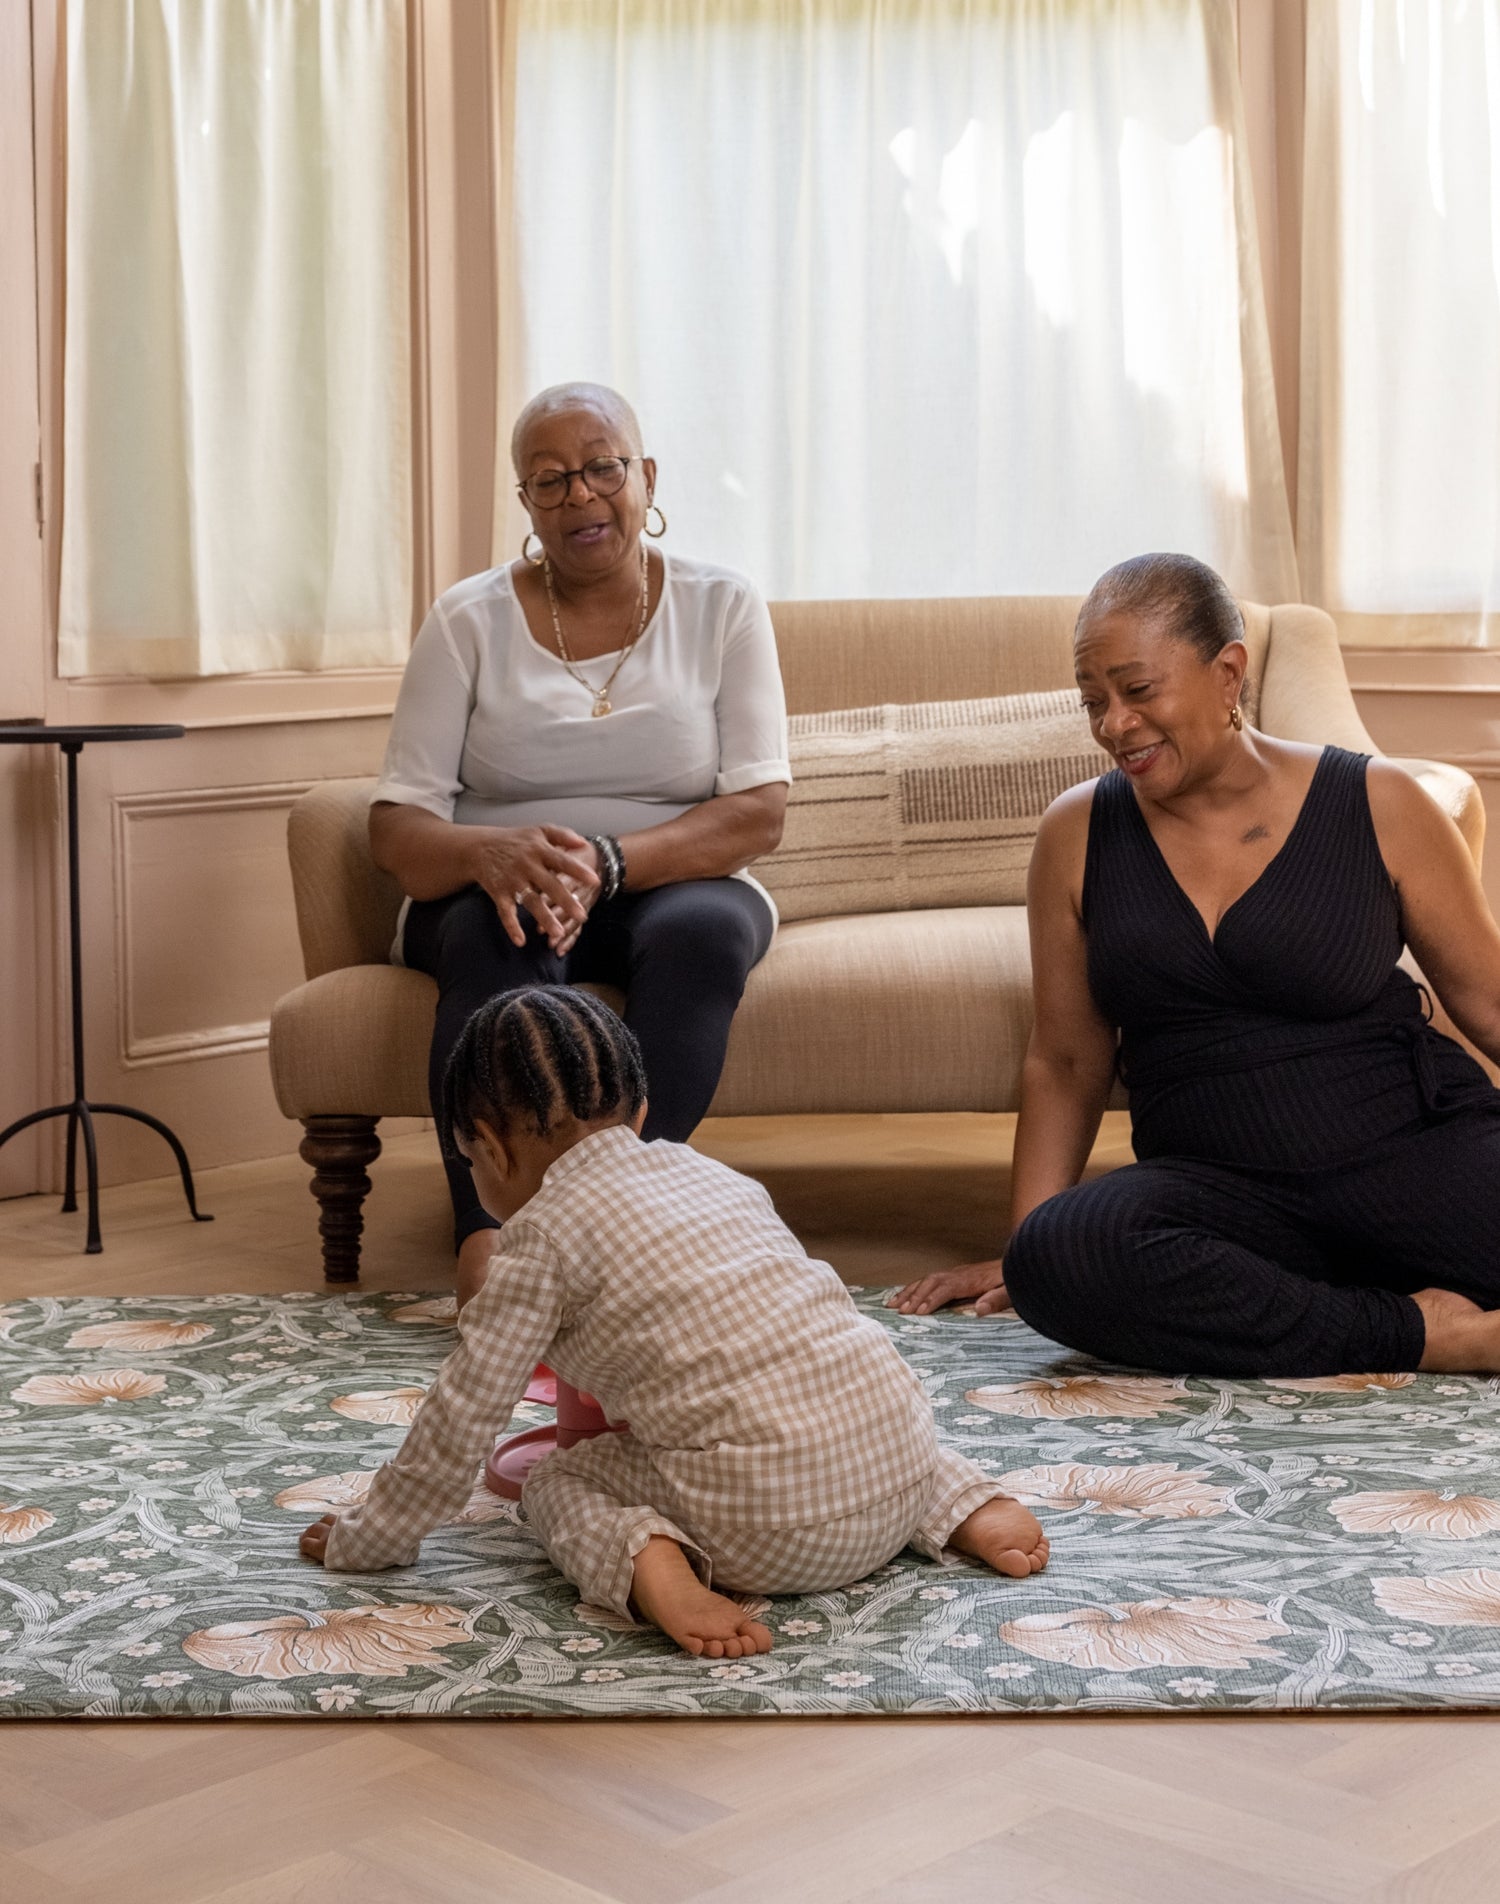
[371,383,791,1297]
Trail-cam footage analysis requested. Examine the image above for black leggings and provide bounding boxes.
[1003,1111,1500,1377]
[403,877,773,1247]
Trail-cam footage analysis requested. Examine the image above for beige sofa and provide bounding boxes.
[269,596,1482,1281]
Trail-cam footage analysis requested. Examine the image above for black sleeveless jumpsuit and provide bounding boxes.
[1002,746,1500,1377]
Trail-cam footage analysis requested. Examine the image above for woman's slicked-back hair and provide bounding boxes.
[1075,553,1244,664]
[440,986,647,1152]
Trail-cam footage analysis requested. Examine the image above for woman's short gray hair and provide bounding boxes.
[510,382,644,471]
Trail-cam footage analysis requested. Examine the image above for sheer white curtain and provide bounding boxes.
[499,0,1296,605]
[1301,0,1500,648]
[59,0,412,678]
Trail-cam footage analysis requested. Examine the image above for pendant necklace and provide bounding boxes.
[543,543,650,718]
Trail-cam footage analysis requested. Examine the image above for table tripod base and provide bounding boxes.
[0,1099,212,1255]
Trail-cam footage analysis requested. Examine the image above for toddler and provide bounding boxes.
[300,986,1049,1657]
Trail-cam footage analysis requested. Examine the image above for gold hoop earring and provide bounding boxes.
[522,532,545,566]
[1229,703,1244,731]
[645,504,667,539]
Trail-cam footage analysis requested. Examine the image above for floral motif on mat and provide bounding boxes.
[1,1289,1499,1716]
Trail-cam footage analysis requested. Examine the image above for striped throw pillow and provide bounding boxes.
[755,690,1104,922]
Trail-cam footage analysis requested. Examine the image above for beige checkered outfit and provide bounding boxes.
[324,1125,1004,1615]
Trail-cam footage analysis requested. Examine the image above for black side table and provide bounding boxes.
[0,724,213,1252]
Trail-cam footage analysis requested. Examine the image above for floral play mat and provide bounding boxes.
[2,1288,1500,1717]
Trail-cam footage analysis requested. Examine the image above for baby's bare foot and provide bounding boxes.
[948,1497,1050,1578]
[630,1537,774,1659]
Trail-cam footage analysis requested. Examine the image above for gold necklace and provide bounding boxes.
[542,543,650,718]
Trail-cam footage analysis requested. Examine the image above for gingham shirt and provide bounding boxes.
[323,1125,939,1572]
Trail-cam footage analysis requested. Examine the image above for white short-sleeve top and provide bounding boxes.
[373,552,792,949]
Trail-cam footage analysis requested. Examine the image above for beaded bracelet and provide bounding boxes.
[588,833,626,903]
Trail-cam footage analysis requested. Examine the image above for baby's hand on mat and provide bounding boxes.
[299,1515,336,1564]
[887,1260,1012,1318]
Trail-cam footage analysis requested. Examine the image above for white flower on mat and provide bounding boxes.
[0,1407,18,1418]
[780,1620,822,1636]
[943,1633,983,1650]
[1167,1677,1216,1698]
[229,1488,262,1500]
[844,1582,879,1596]
[824,1671,873,1688]
[560,1637,604,1654]
[285,1376,319,1387]
[229,1354,264,1364]
[1322,1456,1361,1468]
[0,1504,55,1545]
[67,1320,213,1352]
[101,1573,139,1585]
[313,1685,359,1711]
[77,1497,113,1512]
[1204,1433,1240,1445]
[1436,1662,1481,1676]
[275,1465,314,1477]
[282,1404,315,1416]
[132,1595,174,1609]
[161,1398,195,1409]
[963,1375,1188,1422]
[1458,1432,1500,1446]
[1433,1384,1471,1396]
[182,1604,472,1680]
[109,1445,148,1458]
[61,1590,96,1603]
[147,1461,188,1473]
[141,1671,191,1688]
[67,1557,107,1572]
[1265,1395,1301,1407]
[0,1679,24,1696]
[1331,1492,1500,1541]
[955,1415,992,1427]
[305,1423,340,1434]
[120,1548,158,1560]
[1389,1632,1434,1648]
[1298,1412,1337,1424]
[918,1586,960,1601]
[984,1663,1034,1680]
[173,1428,212,1440]
[581,1668,625,1684]
[1431,1456,1478,1471]
[50,1465,89,1479]
[1309,1478,1349,1490]
[1103,1447,1143,1460]
[181,1525,223,1538]
[1399,1412,1442,1426]
[999,1463,1232,1521]
[120,1642,161,1657]
[707,1663,755,1681]
[1000,1597,1291,1673]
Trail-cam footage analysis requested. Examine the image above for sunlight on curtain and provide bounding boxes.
[499,0,1295,604]
[1301,0,1500,647]
[59,1,412,678]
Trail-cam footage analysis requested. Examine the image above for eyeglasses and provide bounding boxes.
[517,456,638,509]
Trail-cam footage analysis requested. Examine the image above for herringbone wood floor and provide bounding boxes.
[2,1115,1498,1904]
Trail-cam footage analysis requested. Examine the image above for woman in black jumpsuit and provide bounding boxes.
[890,554,1500,1378]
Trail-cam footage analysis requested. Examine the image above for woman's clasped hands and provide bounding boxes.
[886,1257,1013,1317]
[470,824,602,954]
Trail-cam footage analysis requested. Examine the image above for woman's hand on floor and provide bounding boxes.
[299,1514,336,1564]
[886,1259,1012,1317]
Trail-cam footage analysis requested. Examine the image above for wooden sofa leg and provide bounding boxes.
[299,1116,382,1284]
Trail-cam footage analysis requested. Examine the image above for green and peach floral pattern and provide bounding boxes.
[1,1289,1500,1716]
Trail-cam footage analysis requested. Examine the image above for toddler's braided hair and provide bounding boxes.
[440,985,647,1151]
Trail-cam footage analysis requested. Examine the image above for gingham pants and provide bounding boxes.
[521,1433,1006,1620]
